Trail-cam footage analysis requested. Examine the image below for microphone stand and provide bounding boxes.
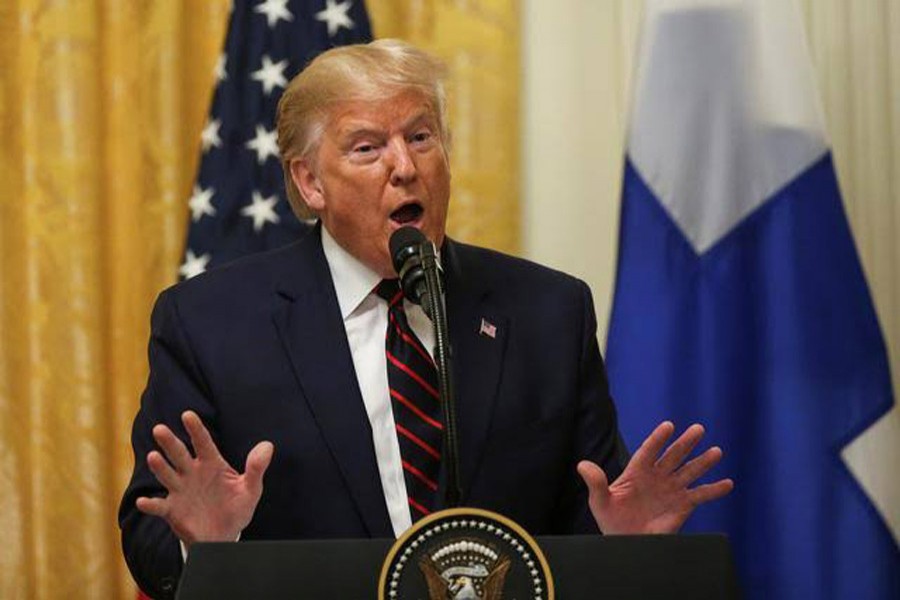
[418,241,462,508]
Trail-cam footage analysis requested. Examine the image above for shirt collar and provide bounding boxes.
[321,226,383,320]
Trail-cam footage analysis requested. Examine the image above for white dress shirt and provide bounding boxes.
[321,227,436,538]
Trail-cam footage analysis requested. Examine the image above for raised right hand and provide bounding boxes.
[135,410,274,548]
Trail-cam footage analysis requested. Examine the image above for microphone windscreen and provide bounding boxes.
[389,227,426,272]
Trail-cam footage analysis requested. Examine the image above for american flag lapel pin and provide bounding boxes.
[479,318,497,339]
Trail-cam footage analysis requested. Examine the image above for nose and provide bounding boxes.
[388,138,417,186]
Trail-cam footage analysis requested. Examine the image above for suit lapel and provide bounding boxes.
[270,231,393,537]
[437,240,508,507]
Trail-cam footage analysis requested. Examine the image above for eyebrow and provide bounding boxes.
[336,110,436,141]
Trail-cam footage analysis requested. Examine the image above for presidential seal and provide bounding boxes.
[378,508,554,600]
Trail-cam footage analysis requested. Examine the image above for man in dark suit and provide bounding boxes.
[120,39,732,599]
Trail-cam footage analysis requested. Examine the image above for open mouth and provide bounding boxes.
[390,203,424,225]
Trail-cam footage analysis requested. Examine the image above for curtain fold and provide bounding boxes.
[0,1,519,597]
[1,1,231,597]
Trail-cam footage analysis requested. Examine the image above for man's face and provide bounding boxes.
[290,90,451,278]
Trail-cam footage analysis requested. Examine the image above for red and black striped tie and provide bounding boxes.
[376,279,443,521]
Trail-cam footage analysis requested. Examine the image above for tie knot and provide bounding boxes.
[375,279,403,304]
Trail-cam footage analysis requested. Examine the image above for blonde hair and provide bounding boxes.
[276,39,449,218]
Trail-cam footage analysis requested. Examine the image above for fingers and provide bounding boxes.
[182,411,222,462]
[147,450,181,491]
[688,479,734,506]
[655,423,705,473]
[577,460,611,515]
[152,424,194,472]
[135,496,169,518]
[244,441,275,489]
[630,421,675,469]
[676,445,724,486]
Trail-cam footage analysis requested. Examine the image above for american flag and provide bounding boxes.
[179,0,372,279]
[479,318,497,339]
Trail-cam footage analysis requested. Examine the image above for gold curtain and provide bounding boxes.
[0,1,519,597]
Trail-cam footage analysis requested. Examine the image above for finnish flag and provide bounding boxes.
[606,1,899,598]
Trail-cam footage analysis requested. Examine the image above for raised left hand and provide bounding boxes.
[577,421,733,535]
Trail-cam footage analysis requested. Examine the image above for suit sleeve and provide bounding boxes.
[118,289,217,599]
[559,280,631,534]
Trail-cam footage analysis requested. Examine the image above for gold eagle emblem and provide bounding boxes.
[419,540,511,600]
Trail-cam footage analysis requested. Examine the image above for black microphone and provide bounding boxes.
[389,227,441,319]
[387,226,462,507]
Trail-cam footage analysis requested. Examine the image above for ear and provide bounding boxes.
[289,158,326,212]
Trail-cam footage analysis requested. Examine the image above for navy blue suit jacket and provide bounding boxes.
[119,227,628,598]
